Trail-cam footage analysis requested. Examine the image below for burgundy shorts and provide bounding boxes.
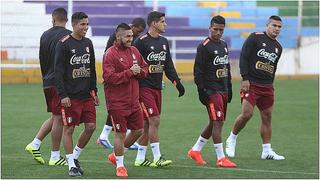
[62,98,96,126]
[43,87,61,116]
[139,87,162,118]
[241,83,274,111]
[206,93,228,121]
[108,108,144,133]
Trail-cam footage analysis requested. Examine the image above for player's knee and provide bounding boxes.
[85,123,96,133]
[241,111,253,121]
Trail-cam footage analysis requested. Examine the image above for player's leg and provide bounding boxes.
[135,119,150,166]
[48,114,67,166]
[258,97,285,160]
[226,99,254,157]
[188,121,212,165]
[96,116,113,149]
[25,116,52,164]
[126,129,139,150]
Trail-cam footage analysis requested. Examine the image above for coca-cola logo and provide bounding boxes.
[213,55,229,65]
[257,49,277,63]
[70,54,90,65]
[147,51,166,62]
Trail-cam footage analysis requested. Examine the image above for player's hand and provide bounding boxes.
[61,97,71,107]
[227,83,232,103]
[130,64,140,75]
[198,88,209,106]
[93,96,99,106]
[174,80,185,97]
[240,80,250,92]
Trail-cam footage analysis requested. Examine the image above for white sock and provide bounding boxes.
[192,136,209,151]
[50,150,60,161]
[262,143,271,153]
[116,155,124,168]
[214,143,225,160]
[228,131,238,141]
[135,145,147,162]
[99,125,112,140]
[66,154,76,170]
[73,145,83,160]
[150,142,161,161]
[31,138,42,149]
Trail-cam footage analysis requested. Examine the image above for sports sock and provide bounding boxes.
[73,145,83,160]
[214,143,225,160]
[116,155,124,168]
[229,131,238,141]
[262,143,271,153]
[31,138,42,149]
[135,145,147,162]
[99,125,112,140]
[66,154,76,170]
[50,150,60,161]
[192,136,208,151]
[150,142,161,161]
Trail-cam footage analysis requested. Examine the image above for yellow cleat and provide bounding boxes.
[25,143,45,164]
[48,156,68,166]
[150,156,172,167]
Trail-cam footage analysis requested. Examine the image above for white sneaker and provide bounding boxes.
[225,137,236,158]
[261,149,285,160]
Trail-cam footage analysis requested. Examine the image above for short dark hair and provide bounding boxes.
[147,11,165,26]
[71,12,88,25]
[269,15,282,22]
[131,17,146,29]
[52,8,67,22]
[210,15,225,27]
[116,23,131,33]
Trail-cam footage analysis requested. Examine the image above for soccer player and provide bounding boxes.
[54,12,99,177]
[133,11,185,167]
[225,15,285,160]
[96,17,146,150]
[103,23,148,177]
[25,7,71,166]
[187,15,236,168]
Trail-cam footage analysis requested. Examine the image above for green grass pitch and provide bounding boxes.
[1,79,319,178]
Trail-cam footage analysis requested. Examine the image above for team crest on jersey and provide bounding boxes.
[119,58,124,62]
[148,108,154,115]
[150,46,154,50]
[71,49,76,53]
[214,50,218,54]
[86,47,90,53]
[275,48,278,53]
[163,45,167,51]
[262,43,266,47]
[216,111,222,118]
[115,124,120,130]
[67,117,72,123]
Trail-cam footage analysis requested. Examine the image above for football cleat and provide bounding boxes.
[68,167,82,177]
[96,138,113,149]
[187,149,207,165]
[48,156,68,166]
[25,143,45,164]
[108,153,116,166]
[216,157,237,168]
[74,159,84,175]
[134,159,153,167]
[261,149,285,160]
[150,156,172,167]
[128,142,139,150]
[116,167,128,177]
[225,137,236,158]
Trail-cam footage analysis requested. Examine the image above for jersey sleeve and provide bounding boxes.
[164,40,180,82]
[89,40,98,95]
[39,35,46,77]
[54,41,68,99]
[194,44,207,89]
[102,49,134,85]
[239,33,255,80]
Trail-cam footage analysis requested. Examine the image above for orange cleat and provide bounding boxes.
[187,149,207,165]
[108,153,116,166]
[216,157,237,168]
[116,167,128,177]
